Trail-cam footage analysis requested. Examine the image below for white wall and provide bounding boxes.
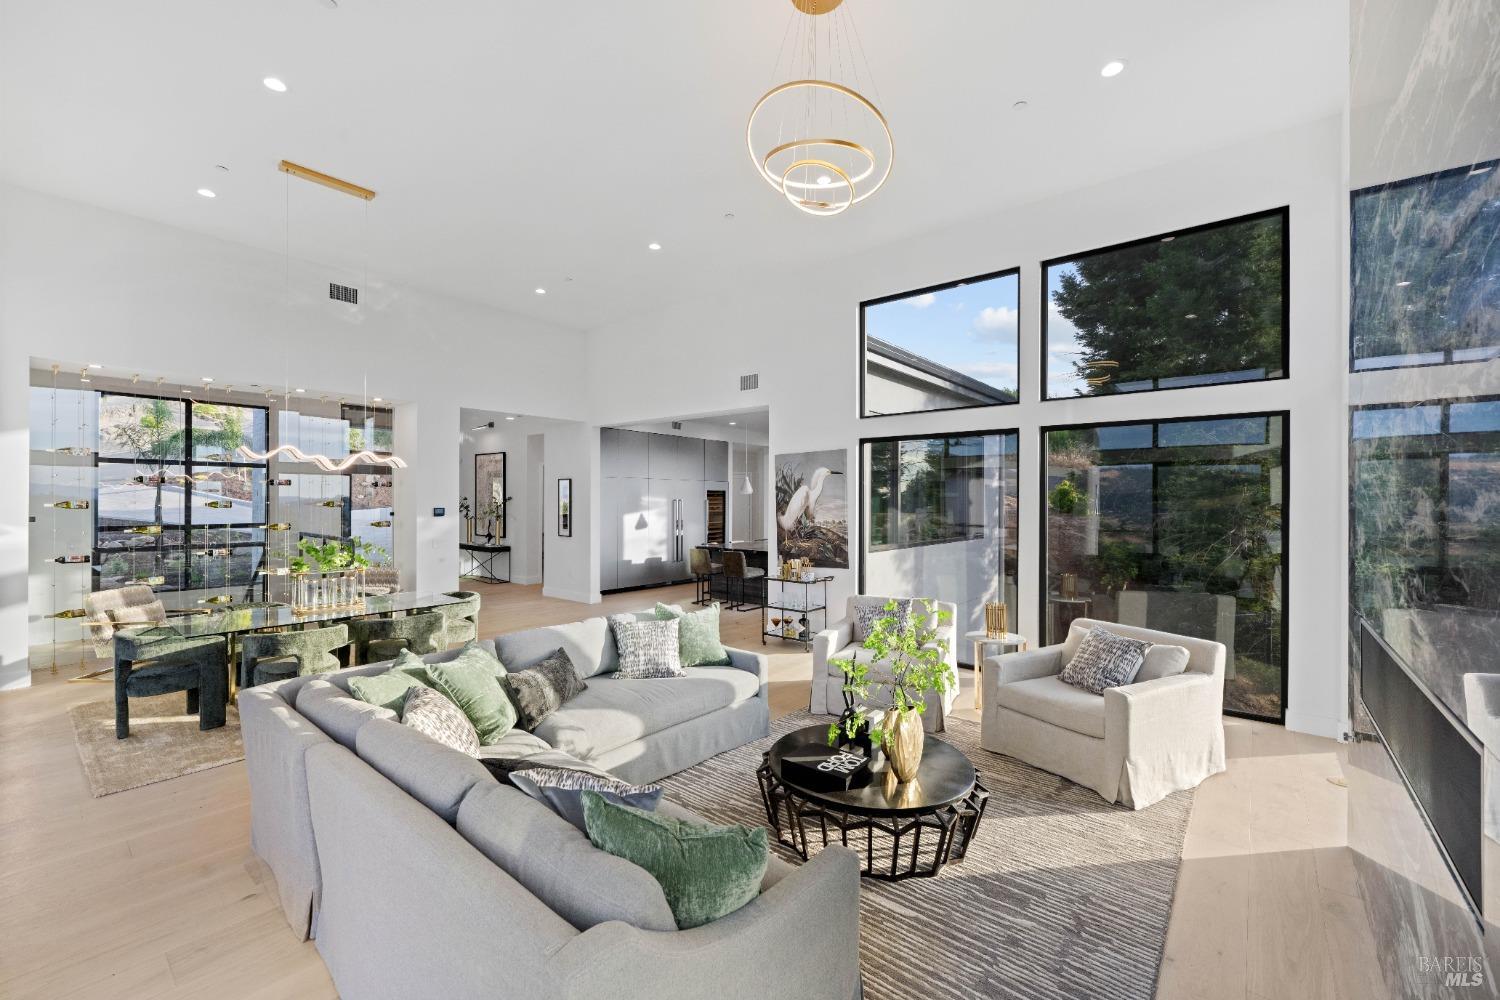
[0,183,591,688]
[583,116,1350,738]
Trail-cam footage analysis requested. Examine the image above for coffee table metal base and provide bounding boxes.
[756,755,989,882]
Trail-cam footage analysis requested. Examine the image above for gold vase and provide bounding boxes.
[883,708,925,783]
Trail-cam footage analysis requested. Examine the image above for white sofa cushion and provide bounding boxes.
[496,616,618,679]
[297,679,396,749]
[993,675,1106,739]
[1138,643,1191,682]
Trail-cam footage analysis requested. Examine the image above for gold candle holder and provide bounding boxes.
[985,602,1008,639]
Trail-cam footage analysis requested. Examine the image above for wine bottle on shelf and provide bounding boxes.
[199,594,234,606]
[203,500,233,509]
[133,575,166,586]
[45,500,91,510]
[267,522,291,531]
[50,608,88,619]
[48,446,93,456]
[124,525,163,536]
[369,520,392,528]
[318,499,341,508]
[272,479,292,487]
[51,555,91,564]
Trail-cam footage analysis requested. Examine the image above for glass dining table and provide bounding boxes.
[162,592,467,639]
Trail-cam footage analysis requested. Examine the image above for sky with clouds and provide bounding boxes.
[864,272,1020,393]
[864,266,1094,398]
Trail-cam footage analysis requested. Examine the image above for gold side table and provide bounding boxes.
[965,630,1027,710]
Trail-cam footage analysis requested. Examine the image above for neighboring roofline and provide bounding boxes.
[866,336,1017,403]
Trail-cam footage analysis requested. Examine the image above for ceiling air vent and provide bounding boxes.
[740,373,759,391]
[329,282,359,305]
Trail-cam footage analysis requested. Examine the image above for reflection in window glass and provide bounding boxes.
[1351,160,1500,371]
[863,432,1018,659]
[1044,415,1287,720]
[98,395,185,462]
[1351,400,1500,721]
[1044,210,1287,398]
[862,270,1019,416]
[192,402,267,461]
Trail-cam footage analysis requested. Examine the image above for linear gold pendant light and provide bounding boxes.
[277,160,377,201]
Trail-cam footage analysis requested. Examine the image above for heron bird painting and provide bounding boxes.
[774,449,849,568]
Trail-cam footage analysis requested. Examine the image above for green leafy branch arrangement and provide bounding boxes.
[827,598,954,747]
[288,537,388,575]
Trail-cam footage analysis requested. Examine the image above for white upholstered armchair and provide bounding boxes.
[810,595,960,732]
[980,618,1226,809]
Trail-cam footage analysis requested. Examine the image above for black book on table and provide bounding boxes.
[781,742,872,792]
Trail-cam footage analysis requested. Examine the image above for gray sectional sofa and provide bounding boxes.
[239,608,863,1000]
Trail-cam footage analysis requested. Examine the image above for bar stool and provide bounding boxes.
[689,548,722,606]
[721,550,765,612]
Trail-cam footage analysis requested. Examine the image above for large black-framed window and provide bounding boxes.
[1041,412,1288,721]
[1350,158,1500,372]
[94,392,269,596]
[1042,208,1289,399]
[859,429,1019,663]
[1349,396,1500,727]
[860,267,1020,418]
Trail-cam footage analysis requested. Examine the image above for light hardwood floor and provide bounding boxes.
[1,582,1386,1000]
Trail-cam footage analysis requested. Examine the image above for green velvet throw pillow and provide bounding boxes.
[424,644,516,745]
[347,665,432,714]
[653,602,732,667]
[389,647,434,686]
[581,790,767,929]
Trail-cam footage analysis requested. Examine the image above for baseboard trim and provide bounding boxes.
[1284,709,1349,741]
[541,586,598,605]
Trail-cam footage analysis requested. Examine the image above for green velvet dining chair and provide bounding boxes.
[346,612,446,665]
[439,591,482,646]
[239,624,351,689]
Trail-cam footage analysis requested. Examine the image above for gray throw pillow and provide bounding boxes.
[1059,627,1150,694]
[853,599,911,642]
[401,685,481,757]
[503,647,588,730]
[1137,643,1191,682]
[608,615,685,678]
[510,766,663,831]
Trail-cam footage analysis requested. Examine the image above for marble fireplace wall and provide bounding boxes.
[1348,0,1500,992]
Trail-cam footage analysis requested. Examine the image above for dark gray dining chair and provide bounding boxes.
[239,624,351,689]
[113,626,229,739]
[347,611,446,665]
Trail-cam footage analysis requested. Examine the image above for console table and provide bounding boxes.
[460,543,511,584]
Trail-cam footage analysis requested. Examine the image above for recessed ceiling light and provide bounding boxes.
[196,188,217,199]
[648,242,662,251]
[534,288,547,295]
[201,376,214,382]
[88,363,102,369]
[372,397,383,403]
[262,77,288,93]
[724,212,736,220]
[505,415,516,421]
[1396,280,1412,287]
[182,388,193,394]
[729,421,737,426]
[1012,100,1029,111]
[1100,60,1126,78]
[215,164,230,172]
[295,388,305,393]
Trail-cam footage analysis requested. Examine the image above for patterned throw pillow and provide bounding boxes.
[509,765,663,831]
[400,685,481,756]
[1059,627,1151,695]
[608,615,685,678]
[853,599,912,642]
[503,648,588,730]
[654,602,732,667]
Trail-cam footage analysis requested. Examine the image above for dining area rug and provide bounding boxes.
[70,692,244,797]
[657,710,1193,1000]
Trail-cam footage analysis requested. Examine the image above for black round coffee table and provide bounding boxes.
[756,725,989,881]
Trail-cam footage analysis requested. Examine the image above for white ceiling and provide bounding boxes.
[1,0,1344,331]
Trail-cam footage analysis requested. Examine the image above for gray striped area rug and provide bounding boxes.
[656,710,1193,1000]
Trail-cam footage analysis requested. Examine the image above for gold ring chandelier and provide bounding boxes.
[747,0,892,217]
